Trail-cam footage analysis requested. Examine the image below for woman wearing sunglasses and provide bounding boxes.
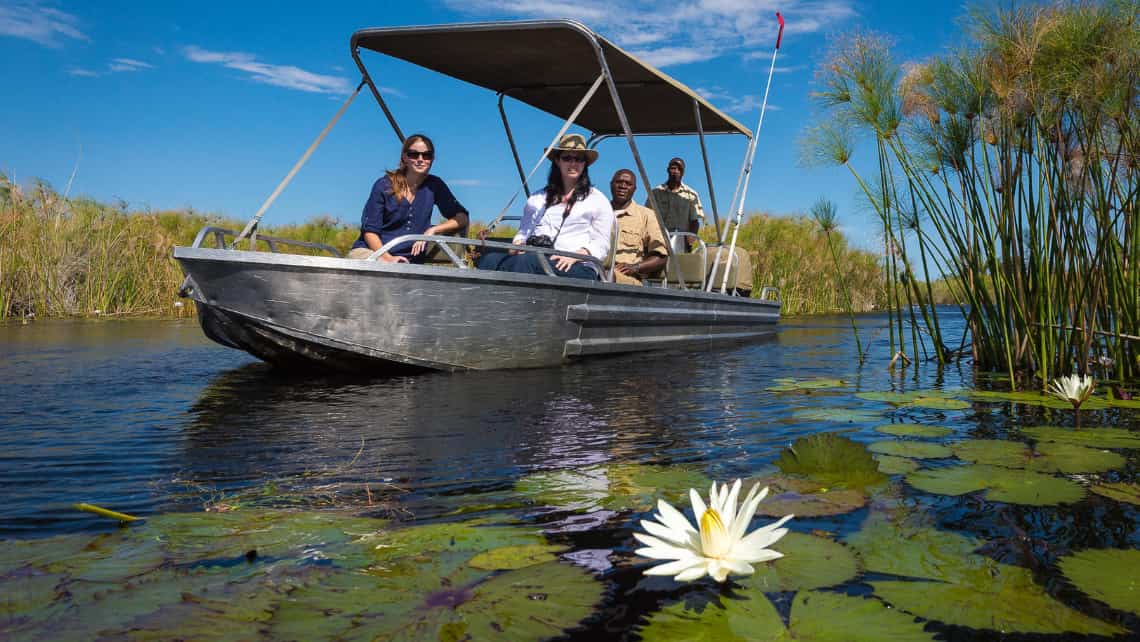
[348,134,469,263]
[477,133,614,280]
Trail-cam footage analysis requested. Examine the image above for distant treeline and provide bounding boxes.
[0,173,891,319]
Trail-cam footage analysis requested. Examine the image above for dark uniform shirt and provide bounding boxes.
[351,174,466,262]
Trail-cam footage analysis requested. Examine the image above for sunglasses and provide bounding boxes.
[559,154,587,163]
[405,150,434,160]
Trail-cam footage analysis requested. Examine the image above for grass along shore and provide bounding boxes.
[1,173,887,319]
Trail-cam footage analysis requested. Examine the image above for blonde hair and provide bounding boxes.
[386,134,435,202]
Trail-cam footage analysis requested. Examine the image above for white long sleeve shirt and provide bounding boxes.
[513,187,614,260]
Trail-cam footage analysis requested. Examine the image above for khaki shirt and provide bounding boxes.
[613,201,669,285]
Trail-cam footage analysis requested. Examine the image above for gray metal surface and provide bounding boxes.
[175,248,779,372]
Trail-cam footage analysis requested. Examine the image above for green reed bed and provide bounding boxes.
[802,0,1139,384]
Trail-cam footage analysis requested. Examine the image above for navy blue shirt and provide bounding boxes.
[351,174,467,262]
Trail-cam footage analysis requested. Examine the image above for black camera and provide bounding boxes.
[525,235,555,249]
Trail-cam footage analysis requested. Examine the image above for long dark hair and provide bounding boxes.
[386,134,435,202]
[543,162,592,208]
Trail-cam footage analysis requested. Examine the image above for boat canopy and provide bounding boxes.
[351,20,752,138]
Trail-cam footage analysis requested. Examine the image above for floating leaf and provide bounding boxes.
[858,391,969,410]
[871,563,1125,636]
[767,377,848,392]
[742,532,860,592]
[793,407,883,424]
[949,439,1030,467]
[1059,548,1140,616]
[846,516,993,584]
[906,464,1086,506]
[1089,482,1140,506]
[874,423,953,438]
[468,544,566,570]
[906,396,970,410]
[856,391,919,404]
[1021,426,1140,449]
[967,390,1110,410]
[953,439,1125,474]
[774,433,887,489]
[515,463,709,513]
[1106,389,1140,409]
[639,591,936,641]
[868,441,952,460]
[874,454,920,475]
[752,476,867,517]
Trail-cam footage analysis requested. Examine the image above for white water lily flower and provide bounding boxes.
[633,479,793,583]
[1048,374,1095,409]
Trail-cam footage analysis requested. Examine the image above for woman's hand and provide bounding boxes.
[552,248,590,271]
[411,225,438,256]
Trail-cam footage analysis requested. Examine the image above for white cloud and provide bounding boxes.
[108,57,153,72]
[444,0,856,67]
[0,1,87,47]
[66,66,99,77]
[448,178,485,187]
[183,45,352,95]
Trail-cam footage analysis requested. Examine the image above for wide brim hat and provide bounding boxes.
[545,133,599,166]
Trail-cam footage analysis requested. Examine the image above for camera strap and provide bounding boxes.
[549,197,575,247]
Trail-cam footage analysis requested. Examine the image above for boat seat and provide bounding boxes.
[422,229,467,266]
[706,246,754,296]
[664,253,707,289]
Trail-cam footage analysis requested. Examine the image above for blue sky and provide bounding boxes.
[0,0,969,250]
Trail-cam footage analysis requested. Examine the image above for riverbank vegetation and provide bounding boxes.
[803,0,1139,384]
[1,172,886,319]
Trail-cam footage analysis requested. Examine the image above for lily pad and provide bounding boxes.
[775,433,887,489]
[1089,482,1140,506]
[856,391,921,404]
[468,544,566,570]
[767,377,848,392]
[868,441,953,460]
[752,476,868,517]
[639,591,936,641]
[906,396,970,410]
[951,439,1125,474]
[1021,426,1140,449]
[846,517,994,584]
[1106,388,1140,409]
[967,389,1110,410]
[858,390,969,410]
[792,407,883,424]
[871,563,1125,636]
[742,532,860,592]
[515,463,710,513]
[874,423,953,438]
[905,464,1086,506]
[874,454,920,475]
[1059,548,1140,616]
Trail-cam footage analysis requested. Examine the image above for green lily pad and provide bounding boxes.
[1059,548,1140,616]
[949,439,1029,467]
[349,520,547,568]
[775,433,887,489]
[793,407,883,424]
[515,463,710,513]
[1106,389,1140,409]
[952,439,1124,474]
[742,532,860,592]
[1021,425,1140,449]
[858,390,969,410]
[639,591,936,641]
[868,441,953,459]
[1089,482,1140,505]
[395,562,603,641]
[906,396,970,410]
[767,377,848,392]
[468,544,566,570]
[967,389,1110,410]
[874,454,920,475]
[906,464,1086,506]
[871,563,1125,636]
[846,516,994,584]
[752,476,868,517]
[874,423,953,438]
[856,391,921,404]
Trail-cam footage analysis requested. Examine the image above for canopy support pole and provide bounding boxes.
[693,98,721,237]
[497,92,530,196]
[232,79,365,248]
[351,47,405,145]
[484,74,606,234]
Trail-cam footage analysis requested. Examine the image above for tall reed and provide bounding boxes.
[802,1,1139,384]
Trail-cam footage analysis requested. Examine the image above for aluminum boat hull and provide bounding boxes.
[174,247,780,372]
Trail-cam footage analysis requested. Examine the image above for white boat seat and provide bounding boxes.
[665,253,707,288]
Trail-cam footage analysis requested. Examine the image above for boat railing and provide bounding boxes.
[190,226,343,257]
[372,234,608,279]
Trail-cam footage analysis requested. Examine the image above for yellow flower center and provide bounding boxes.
[699,507,730,558]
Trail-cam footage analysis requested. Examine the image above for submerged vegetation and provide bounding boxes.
[0,172,886,320]
[803,0,1140,384]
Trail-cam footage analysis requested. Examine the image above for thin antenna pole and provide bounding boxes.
[719,12,784,294]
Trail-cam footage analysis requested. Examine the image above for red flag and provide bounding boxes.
[776,12,786,49]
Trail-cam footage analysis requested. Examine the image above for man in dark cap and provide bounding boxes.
[646,157,703,251]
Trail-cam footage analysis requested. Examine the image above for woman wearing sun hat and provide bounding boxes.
[477,133,614,280]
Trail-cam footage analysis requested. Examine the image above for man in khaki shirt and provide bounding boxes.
[610,169,668,286]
